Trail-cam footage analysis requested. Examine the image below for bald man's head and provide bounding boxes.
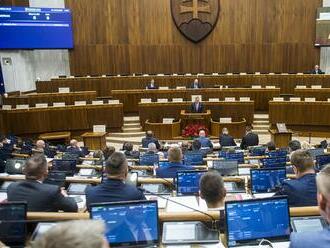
[36,140,45,150]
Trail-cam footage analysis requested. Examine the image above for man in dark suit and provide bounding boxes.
[141,131,161,149]
[7,154,78,212]
[311,65,324,74]
[240,126,259,149]
[190,96,204,113]
[289,164,330,248]
[86,152,146,209]
[146,79,158,89]
[190,79,202,89]
[275,150,317,207]
[66,139,85,158]
[219,128,236,147]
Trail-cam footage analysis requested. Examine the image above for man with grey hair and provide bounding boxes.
[31,220,109,248]
[219,128,236,147]
[275,149,317,206]
[289,164,330,247]
[7,154,77,212]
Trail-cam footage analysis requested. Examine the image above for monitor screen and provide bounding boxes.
[250,168,287,193]
[225,152,244,164]
[291,217,327,233]
[268,150,288,158]
[139,154,159,166]
[249,146,266,156]
[176,170,207,195]
[52,159,77,176]
[90,201,159,247]
[316,154,330,170]
[0,7,73,49]
[211,160,238,176]
[225,197,290,246]
[184,152,204,166]
[262,157,287,168]
[0,202,27,246]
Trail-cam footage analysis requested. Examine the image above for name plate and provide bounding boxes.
[58,87,70,93]
[74,101,87,106]
[265,86,276,89]
[157,74,165,76]
[273,97,284,102]
[297,73,303,75]
[35,103,48,108]
[173,73,178,76]
[2,105,12,110]
[311,85,322,89]
[141,98,152,103]
[176,86,186,90]
[143,74,149,77]
[220,118,232,123]
[92,100,104,105]
[16,104,29,110]
[240,97,251,102]
[157,98,168,103]
[305,98,316,102]
[225,97,236,102]
[185,73,192,76]
[209,98,220,102]
[269,72,275,75]
[240,72,247,75]
[227,73,233,75]
[255,72,261,75]
[172,98,183,102]
[108,100,120,104]
[68,76,75,78]
[197,73,204,76]
[102,75,107,77]
[53,102,65,107]
[296,85,307,89]
[212,73,219,76]
[290,97,301,102]
[93,125,106,133]
[163,118,174,124]
[251,85,262,89]
[159,86,169,90]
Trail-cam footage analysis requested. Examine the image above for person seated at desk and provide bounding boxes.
[146,143,164,159]
[31,220,109,248]
[219,128,236,147]
[275,150,317,207]
[122,142,139,159]
[190,78,202,89]
[240,126,259,150]
[146,79,158,89]
[35,139,55,158]
[190,96,204,113]
[7,154,78,212]
[311,64,324,74]
[197,129,213,150]
[102,145,115,160]
[200,171,226,210]
[265,141,276,152]
[86,152,145,209]
[66,139,85,158]
[156,147,191,178]
[141,131,161,150]
[289,164,330,248]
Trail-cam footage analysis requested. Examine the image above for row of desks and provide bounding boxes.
[36,74,330,96]
[0,104,124,135]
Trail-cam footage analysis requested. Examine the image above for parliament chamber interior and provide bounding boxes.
[0,0,330,247]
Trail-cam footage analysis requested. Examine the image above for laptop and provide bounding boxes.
[225,197,291,247]
[184,152,204,166]
[291,216,329,233]
[268,150,288,158]
[90,200,159,247]
[5,159,26,175]
[249,146,266,156]
[224,182,245,193]
[261,156,287,168]
[78,168,96,177]
[225,152,245,164]
[0,202,27,247]
[315,154,330,170]
[162,221,219,245]
[67,183,89,195]
[176,170,207,196]
[307,148,325,160]
[31,223,57,240]
[139,154,159,166]
[250,168,286,196]
[210,160,239,176]
[52,159,77,176]
[43,171,66,187]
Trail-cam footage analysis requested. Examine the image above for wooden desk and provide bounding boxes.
[180,110,211,129]
[81,132,107,150]
[211,118,246,138]
[145,120,181,140]
[294,88,330,101]
[111,88,280,112]
[39,132,71,144]
[0,104,123,135]
[269,101,330,135]
[269,129,293,148]
[3,91,97,107]
[139,101,254,129]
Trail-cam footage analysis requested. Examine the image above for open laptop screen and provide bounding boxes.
[210,160,238,176]
[176,170,207,196]
[52,159,77,176]
[261,157,287,168]
[250,168,287,194]
[184,152,204,166]
[90,200,159,247]
[225,197,290,247]
[139,154,159,166]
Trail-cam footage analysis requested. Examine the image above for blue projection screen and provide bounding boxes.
[0,7,73,49]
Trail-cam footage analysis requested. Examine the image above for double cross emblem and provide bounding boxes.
[180,0,211,19]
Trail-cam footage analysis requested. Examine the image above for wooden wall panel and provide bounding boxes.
[65,0,322,75]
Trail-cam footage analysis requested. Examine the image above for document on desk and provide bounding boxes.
[166,196,199,212]
[145,195,168,209]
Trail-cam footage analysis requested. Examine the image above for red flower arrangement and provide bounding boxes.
[182,124,209,138]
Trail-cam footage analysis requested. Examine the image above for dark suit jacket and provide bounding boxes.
[66,147,84,158]
[311,69,324,74]
[7,180,78,212]
[240,132,259,149]
[275,173,317,207]
[190,102,204,113]
[219,134,236,147]
[86,179,146,209]
[190,82,202,89]
[141,137,161,149]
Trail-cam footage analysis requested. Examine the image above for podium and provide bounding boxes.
[81,132,107,150]
[180,110,211,129]
[145,119,181,140]
[269,129,293,148]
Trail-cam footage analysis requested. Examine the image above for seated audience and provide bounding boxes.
[7,154,78,212]
[181,141,191,154]
[197,129,213,149]
[86,152,145,208]
[191,139,205,156]
[121,142,139,159]
[103,145,116,160]
[289,164,330,248]
[191,78,202,89]
[141,131,161,149]
[266,141,276,152]
[190,96,204,113]
[146,79,158,89]
[275,150,317,207]
[66,139,84,157]
[219,128,236,147]
[156,147,191,178]
[240,126,259,150]
[288,140,301,158]
[200,172,226,210]
[146,142,164,159]
[35,140,54,158]
[311,64,324,74]
[30,220,109,248]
